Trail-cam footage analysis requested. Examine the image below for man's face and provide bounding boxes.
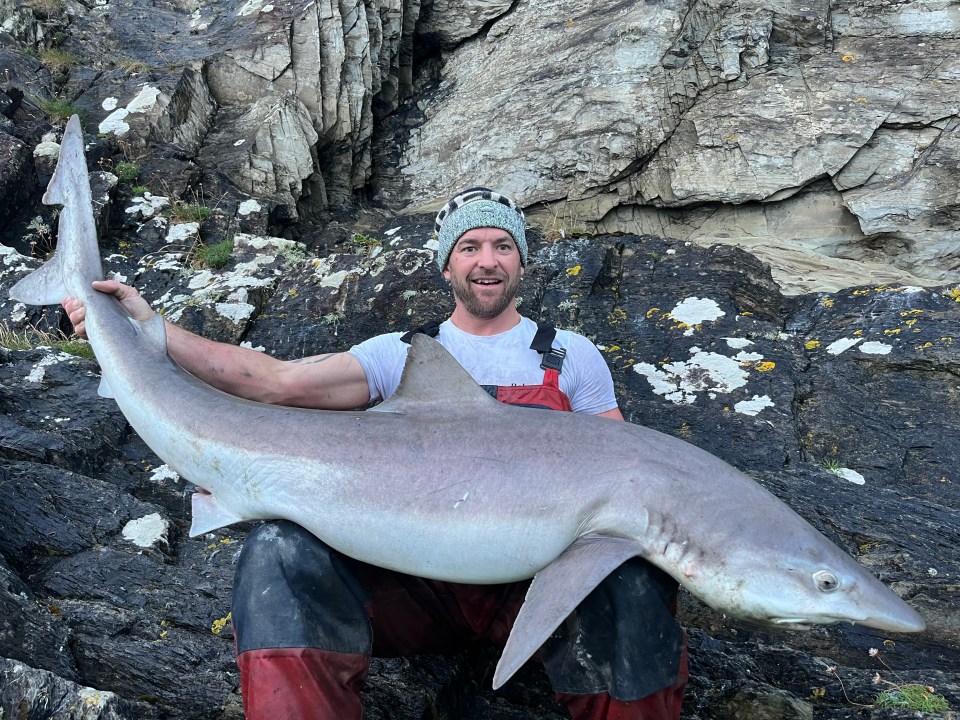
[443,227,524,320]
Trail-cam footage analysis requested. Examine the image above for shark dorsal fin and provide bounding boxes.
[371,333,502,414]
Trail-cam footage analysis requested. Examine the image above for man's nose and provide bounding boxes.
[476,244,498,267]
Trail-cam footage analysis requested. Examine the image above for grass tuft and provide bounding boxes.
[0,322,95,360]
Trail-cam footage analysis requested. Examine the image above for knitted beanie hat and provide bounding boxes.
[434,187,527,270]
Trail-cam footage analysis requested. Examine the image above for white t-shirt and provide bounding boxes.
[349,317,618,415]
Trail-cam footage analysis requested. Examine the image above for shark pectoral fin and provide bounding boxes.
[492,534,646,690]
[189,491,247,537]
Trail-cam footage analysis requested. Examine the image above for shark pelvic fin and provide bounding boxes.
[492,534,646,690]
[97,376,115,399]
[372,333,501,414]
[189,491,248,536]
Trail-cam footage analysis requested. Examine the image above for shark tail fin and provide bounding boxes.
[42,115,86,207]
[8,256,69,306]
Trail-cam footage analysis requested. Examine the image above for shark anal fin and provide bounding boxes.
[189,491,248,536]
[492,534,646,690]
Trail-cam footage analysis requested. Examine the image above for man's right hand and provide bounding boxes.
[62,280,155,339]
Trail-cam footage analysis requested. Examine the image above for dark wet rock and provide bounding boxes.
[1,214,958,718]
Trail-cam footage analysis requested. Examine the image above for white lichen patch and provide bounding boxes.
[126,194,171,219]
[734,394,775,416]
[424,237,439,252]
[237,0,267,15]
[78,686,116,707]
[826,337,862,355]
[25,352,74,383]
[859,341,893,355]
[669,297,725,333]
[122,512,170,548]
[633,347,750,404]
[216,301,256,323]
[724,337,753,349]
[238,199,262,216]
[149,464,180,483]
[837,468,866,485]
[166,222,200,244]
[33,138,61,160]
[102,97,119,111]
[385,226,401,236]
[99,85,165,136]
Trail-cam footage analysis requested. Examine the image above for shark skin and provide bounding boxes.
[10,116,926,691]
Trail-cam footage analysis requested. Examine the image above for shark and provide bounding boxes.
[10,115,925,690]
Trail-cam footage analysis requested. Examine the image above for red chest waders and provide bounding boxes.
[231,325,687,719]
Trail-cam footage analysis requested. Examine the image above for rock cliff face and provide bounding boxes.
[0,0,958,718]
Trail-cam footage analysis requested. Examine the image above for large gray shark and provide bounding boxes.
[10,116,925,689]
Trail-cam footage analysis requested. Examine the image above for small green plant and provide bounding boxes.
[131,184,151,195]
[826,648,952,713]
[168,203,212,222]
[820,458,842,474]
[348,232,379,248]
[0,322,95,359]
[33,96,80,123]
[26,0,65,18]
[114,161,141,183]
[192,239,234,269]
[875,684,950,712]
[115,56,152,73]
[39,48,79,71]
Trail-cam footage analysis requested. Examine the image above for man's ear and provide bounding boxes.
[442,266,451,282]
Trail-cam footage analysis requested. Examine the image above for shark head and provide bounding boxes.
[705,538,926,633]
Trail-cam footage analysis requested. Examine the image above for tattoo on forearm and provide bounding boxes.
[291,354,335,365]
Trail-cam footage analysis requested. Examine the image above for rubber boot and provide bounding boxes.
[237,647,369,720]
[555,639,689,720]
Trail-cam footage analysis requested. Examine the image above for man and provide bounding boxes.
[64,188,687,720]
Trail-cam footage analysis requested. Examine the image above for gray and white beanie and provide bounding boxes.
[433,187,527,270]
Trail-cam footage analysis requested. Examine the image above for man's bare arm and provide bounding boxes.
[63,280,371,410]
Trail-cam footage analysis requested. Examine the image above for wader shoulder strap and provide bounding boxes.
[530,322,565,373]
[400,319,442,344]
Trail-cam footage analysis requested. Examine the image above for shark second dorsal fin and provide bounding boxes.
[372,333,501,414]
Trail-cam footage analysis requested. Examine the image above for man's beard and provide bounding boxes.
[450,270,522,320]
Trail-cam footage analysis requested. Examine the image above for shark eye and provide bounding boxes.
[814,570,841,593]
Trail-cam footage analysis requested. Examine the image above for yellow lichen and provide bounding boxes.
[211,612,232,635]
[821,298,834,308]
[884,328,901,335]
[565,265,582,278]
[608,308,627,325]
[805,340,821,350]
[842,53,855,62]
[754,361,776,372]
[645,307,660,319]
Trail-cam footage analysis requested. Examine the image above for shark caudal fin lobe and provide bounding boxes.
[8,115,103,306]
[491,534,647,690]
[8,251,70,306]
[43,115,92,208]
